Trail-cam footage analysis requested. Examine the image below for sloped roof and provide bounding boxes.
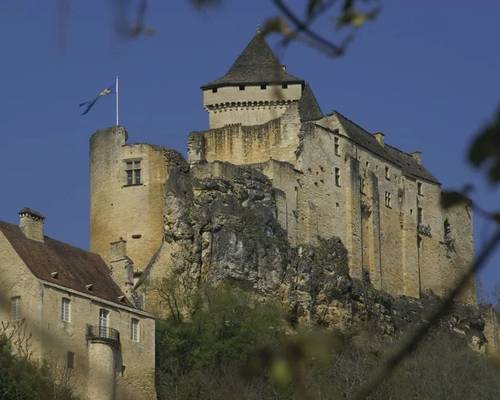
[329,112,439,184]
[298,84,323,122]
[202,32,304,89]
[0,221,132,307]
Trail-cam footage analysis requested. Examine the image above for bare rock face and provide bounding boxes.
[140,159,485,348]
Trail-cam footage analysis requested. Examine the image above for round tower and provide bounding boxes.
[89,126,167,270]
[201,32,305,129]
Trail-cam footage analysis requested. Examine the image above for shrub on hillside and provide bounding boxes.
[0,335,78,400]
[155,285,500,400]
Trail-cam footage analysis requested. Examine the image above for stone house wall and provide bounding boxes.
[0,230,156,400]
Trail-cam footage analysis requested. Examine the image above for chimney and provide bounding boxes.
[18,208,45,242]
[110,239,134,297]
[373,132,385,147]
[411,151,422,165]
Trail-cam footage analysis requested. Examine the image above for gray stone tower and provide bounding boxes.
[201,32,322,129]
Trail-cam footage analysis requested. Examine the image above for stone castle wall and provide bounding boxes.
[188,105,302,166]
[202,83,302,129]
[90,127,167,270]
[187,112,476,303]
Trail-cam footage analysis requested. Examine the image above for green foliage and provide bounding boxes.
[155,285,290,399]
[0,336,78,400]
[155,286,500,400]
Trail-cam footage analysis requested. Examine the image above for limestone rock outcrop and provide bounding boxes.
[138,158,485,348]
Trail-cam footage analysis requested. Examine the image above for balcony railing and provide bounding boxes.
[417,223,432,238]
[86,325,120,346]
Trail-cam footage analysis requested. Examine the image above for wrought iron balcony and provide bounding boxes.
[86,324,120,346]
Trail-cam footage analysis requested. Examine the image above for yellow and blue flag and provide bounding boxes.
[79,83,115,115]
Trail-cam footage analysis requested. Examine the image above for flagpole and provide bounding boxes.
[115,76,119,126]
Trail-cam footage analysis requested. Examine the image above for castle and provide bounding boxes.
[0,32,481,400]
[90,32,475,305]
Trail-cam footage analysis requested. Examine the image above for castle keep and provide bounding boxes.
[90,32,475,306]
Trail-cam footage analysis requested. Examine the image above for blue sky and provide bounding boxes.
[1,1,499,299]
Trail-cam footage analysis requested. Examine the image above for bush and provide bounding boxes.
[155,285,500,400]
[0,335,78,400]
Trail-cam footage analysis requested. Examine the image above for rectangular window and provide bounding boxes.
[334,137,340,156]
[282,83,288,89]
[385,166,390,180]
[66,352,75,369]
[360,178,366,194]
[385,191,392,208]
[334,168,341,187]
[131,318,140,342]
[125,160,141,186]
[417,207,423,225]
[417,182,423,196]
[11,297,21,321]
[260,84,267,90]
[99,309,109,336]
[211,88,217,93]
[239,85,245,91]
[61,298,71,323]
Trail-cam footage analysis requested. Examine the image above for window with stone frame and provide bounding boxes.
[66,351,75,369]
[417,182,423,196]
[61,297,71,322]
[125,160,141,186]
[385,166,390,180]
[131,318,140,342]
[334,136,340,156]
[384,191,392,208]
[360,177,366,194]
[11,297,21,321]
[334,167,341,187]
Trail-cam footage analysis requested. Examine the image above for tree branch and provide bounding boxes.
[272,0,345,57]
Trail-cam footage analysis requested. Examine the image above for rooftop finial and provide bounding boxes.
[256,25,261,34]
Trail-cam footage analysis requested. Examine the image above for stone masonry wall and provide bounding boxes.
[187,110,476,304]
[0,230,156,400]
[90,126,167,270]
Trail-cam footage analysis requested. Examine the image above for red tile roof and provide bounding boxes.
[0,221,132,307]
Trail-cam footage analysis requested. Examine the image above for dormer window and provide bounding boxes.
[125,160,141,186]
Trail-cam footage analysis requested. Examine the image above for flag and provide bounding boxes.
[79,83,115,116]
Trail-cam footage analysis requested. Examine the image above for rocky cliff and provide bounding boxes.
[138,154,485,348]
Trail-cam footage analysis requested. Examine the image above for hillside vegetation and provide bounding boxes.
[155,286,500,400]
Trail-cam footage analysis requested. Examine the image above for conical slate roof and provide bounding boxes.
[201,32,304,89]
[298,84,323,122]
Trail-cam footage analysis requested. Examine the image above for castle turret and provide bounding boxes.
[201,32,309,129]
[89,126,167,271]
